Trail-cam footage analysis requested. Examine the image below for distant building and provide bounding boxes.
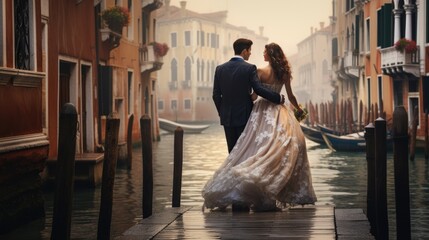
[154,0,268,122]
[291,22,333,105]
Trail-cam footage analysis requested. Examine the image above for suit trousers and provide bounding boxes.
[223,125,246,153]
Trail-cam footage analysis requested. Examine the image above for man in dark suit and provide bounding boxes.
[213,38,284,153]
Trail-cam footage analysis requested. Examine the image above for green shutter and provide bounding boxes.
[377,9,382,47]
[384,4,393,48]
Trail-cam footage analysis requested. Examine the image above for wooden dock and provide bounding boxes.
[115,205,374,239]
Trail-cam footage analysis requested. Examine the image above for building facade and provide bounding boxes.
[0,0,164,232]
[292,22,333,105]
[155,0,268,123]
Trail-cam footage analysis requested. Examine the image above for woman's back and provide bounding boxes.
[257,66,283,94]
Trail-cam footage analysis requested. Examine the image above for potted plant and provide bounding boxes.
[101,6,130,34]
[395,38,417,54]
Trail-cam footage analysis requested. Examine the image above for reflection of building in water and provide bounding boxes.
[155,0,268,122]
[290,22,333,105]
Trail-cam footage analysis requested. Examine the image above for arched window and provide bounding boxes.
[185,57,191,81]
[171,58,177,82]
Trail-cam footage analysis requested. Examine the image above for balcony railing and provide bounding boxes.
[343,50,360,78]
[182,80,191,89]
[140,44,163,73]
[169,81,178,90]
[380,46,420,77]
[197,81,212,89]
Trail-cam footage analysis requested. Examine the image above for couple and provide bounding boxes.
[202,38,317,212]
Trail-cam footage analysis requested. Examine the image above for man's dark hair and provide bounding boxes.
[233,38,253,55]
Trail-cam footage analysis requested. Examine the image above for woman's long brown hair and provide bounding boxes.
[265,43,292,83]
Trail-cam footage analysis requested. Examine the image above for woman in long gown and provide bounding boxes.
[202,43,317,211]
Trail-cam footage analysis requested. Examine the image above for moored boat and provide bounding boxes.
[320,131,366,152]
[159,118,210,134]
[300,123,325,145]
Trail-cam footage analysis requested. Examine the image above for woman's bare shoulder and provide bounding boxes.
[257,65,270,77]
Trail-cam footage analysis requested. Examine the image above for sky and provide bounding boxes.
[169,0,333,55]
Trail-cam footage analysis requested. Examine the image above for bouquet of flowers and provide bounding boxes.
[294,105,308,122]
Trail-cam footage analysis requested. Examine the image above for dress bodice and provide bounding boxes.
[261,81,283,94]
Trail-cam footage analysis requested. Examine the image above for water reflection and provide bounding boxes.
[1,124,428,239]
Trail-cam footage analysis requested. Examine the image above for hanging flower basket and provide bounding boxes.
[394,38,417,54]
[101,6,130,33]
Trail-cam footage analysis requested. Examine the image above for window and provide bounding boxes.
[0,1,3,66]
[377,76,383,115]
[171,99,177,111]
[158,100,164,111]
[377,4,393,48]
[197,59,200,81]
[200,31,205,46]
[15,0,35,70]
[197,31,200,45]
[211,33,216,48]
[142,9,149,44]
[427,1,429,43]
[171,32,177,48]
[185,31,191,46]
[127,0,133,39]
[408,96,419,127]
[206,60,210,82]
[367,77,371,108]
[184,99,191,110]
[332,38,338,58]
[128,71,133,114]
[365,18,370,52]
[201,61,205,82]
[211,61,215,82]
[185,57,191,81]
[171,59,177,82]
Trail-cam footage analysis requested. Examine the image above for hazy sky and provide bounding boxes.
[169,0,333,55]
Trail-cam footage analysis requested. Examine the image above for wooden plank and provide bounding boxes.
[118,206,373,240]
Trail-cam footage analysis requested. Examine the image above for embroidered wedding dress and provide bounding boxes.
[202,81,317,210]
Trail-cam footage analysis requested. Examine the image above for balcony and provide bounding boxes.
[343,50,360,78]
[169,81,178,90]
[197,81,212,89]
[140,44,163,73]
[100,28,122,49]
[182,80,191,89]
[380,46,420,77]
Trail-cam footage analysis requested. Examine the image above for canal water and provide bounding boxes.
[2,124,428,239]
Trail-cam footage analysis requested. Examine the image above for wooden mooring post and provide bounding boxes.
[172,127,184,207]
[51,103,78,240]
[374,117,388,240]
[364,123,376,235]
[141,115,153,218]
[425,111,428,160]
[97,114,120,240]
[392,106,411,239]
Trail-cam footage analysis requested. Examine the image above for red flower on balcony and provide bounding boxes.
[152,42,169,57]
[395,38,417,54]
[101,6,130,33]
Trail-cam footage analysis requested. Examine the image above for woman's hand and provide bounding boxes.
[250,92,258,101]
